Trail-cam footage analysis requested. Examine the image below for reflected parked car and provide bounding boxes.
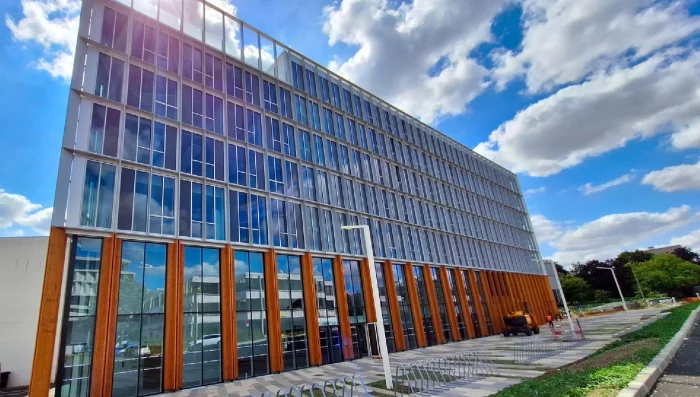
[115,342,151,357]
[188,334,221,351]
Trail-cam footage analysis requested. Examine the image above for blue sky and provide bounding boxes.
[2,0,700,266]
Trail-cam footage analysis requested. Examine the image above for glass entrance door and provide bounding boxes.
[319,325,342,364]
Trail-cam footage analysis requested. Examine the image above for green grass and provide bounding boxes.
[493,303,699,397]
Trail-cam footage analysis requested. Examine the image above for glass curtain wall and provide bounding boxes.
[374,264,396,353]
[313,257,343,364]
[446,269,467,340]
[392,264,418,349]
[182,247,222,388]
[277,254,309,371]
[343,260,367,359]
[460,270,482,338]
[112,242,167,397]
[430,267,451,343]
[412,266,436,346]
[474,272,494,335]
[235,251,269,378]
[57,238,103,397]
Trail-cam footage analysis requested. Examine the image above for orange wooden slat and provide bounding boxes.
[99,236,122,397]
[28,227,68,397]
[220,245,236,381]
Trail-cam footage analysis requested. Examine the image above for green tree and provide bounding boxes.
[560,274,594,304]
[633,254,700,298]
[593,289,610,303]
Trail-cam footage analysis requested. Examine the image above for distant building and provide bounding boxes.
[645,245,681,255]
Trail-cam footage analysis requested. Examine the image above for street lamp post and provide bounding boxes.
[535,258,576,334]
[341,224,393,389]
[628,262,647,306]
[597,267,628,312]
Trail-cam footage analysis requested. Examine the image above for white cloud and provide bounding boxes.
[476,51,700,176]
[642,160,700,192]
[0,188,52,235]
[669,229,700,252]
[323,0,508,123]
[524,186,546,196]
[530,214,562,244]
[579,173,633,196]
[492,0,700,93]
[5,0,81,81]
[549,205,697,264]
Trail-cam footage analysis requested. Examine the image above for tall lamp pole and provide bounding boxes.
[628,262,647,306]
[341,224,392,389]
[535,259,576,334]
[597,267,628,312]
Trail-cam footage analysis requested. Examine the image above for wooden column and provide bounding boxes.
[28,227,68,397]
[383,261,406,351]
[422,266,445,344]
[486,271,506,331]
[438,267,460,342]
[528,275,545,323]
[97,235,122,397]
[359,258,377,324]
[467,270,489,337]
[476,270,500,335]
[332,255,354,360]
[404,263,426,348]
[302,253,322,366]
[498,273,513,313]
[264,249,283,373]
[512,273,526,312]
[164,240,183,391]
[503,273,518,312]
[220,245,236,380]
[454,270,475,339]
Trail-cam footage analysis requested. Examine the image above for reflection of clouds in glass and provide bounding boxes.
[260,46,275,72]
[235,259,248,275]
[244,44,259,67]
[202,261,219,277]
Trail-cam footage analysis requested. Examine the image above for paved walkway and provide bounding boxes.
[647,312,700,397]
[162,308,664,397]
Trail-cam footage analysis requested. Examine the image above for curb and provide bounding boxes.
[613,312,670,339]
[616,307,700,397]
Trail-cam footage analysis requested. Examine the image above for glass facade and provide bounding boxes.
[313,257,342,364]
[430,267,451,343]
[475,271,495,335]
[113,242,167,397]
[57,238,103,397]
[413,266,436,347]
[182,247,221,388]
[235,251,269,378]
[461,270,482,338]
[64,1,541,278]
[374,264,396,353]
[393,264,417,349]
[446,269,467,340]
[277,254,309,371]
